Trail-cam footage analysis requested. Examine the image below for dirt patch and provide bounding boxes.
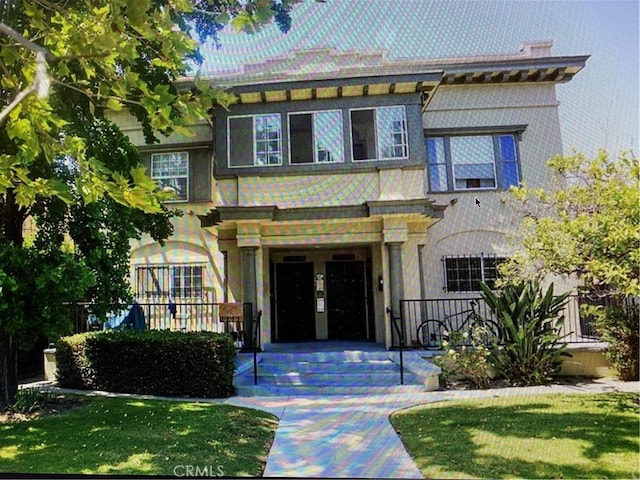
[0,394,85,423]
[442,375,599,391]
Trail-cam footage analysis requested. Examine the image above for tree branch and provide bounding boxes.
[0,23,54,124]
[0,22,55,61]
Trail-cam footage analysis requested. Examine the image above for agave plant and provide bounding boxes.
[479,278,570,385]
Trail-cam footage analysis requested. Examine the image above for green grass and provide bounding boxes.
[391,393,640,479]
[0,396,278,476]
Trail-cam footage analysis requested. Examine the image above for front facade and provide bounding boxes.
[115,41,587,348]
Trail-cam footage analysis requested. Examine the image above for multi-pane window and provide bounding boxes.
[136,265,204,299]
[351,106,408,161]
[255,114,282,166]
[289,110,344,164]
[228,114,282,167]
[443,255,507,292]
[426,133,521,192]
[151,152,188,201]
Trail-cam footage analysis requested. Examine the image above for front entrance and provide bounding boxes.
[326,261,368,340]
[271,249,374,343]
[274,262,316,341]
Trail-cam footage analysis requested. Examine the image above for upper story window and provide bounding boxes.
[427,133,520,192]
[289,110,344,164]
[151,152,188,202]
[443,254,507,292]
[136,264,204,299]
[351,106,408,161]
[228,114,282,167]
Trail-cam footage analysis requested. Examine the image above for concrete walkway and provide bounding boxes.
[227,378,639,478]
[23,378,639,479]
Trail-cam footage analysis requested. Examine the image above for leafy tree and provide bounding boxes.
[0,0,297,408]
[503,150,639,381]
[503,150,639,297]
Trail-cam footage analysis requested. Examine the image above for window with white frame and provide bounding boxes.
[151,152,188,201]
[228,114,282,167]
[351,106,408,161]
[136,265,204,299]
[426,133,521,192]
[289,110,344,164]
[443,255,507,292]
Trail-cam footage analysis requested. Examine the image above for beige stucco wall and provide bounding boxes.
[129,206,225,303]
[560,349,611,378]
[107,111,213,147]
[419,82,569,299]
[215,166,428,209]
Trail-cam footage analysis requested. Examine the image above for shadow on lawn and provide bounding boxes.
[392,394,639,479]
[0,397,277,477]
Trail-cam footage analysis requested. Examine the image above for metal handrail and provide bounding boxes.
[387,307,404,385]
[252,311,262,386]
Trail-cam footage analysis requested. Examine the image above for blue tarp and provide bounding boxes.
[104,301,146,331]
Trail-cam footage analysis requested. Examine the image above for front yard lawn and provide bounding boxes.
[0,396,278,476]
[391,393,639,479]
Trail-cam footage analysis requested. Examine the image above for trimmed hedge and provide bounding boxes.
[55,330,236,398]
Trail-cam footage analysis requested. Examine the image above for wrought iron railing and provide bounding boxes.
[399,295,617,350]
[69,301,251,338]
[387,307,405,385]
[69,301,263,384]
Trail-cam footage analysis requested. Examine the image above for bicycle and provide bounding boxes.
[416,300,501,350]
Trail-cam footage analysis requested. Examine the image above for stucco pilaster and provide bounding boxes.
[241,246,258,347]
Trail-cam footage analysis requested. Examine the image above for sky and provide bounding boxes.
[200,0,639,158]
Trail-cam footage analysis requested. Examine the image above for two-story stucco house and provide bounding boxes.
[113,41,587,350]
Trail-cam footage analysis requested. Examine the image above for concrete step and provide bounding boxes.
[235,384,428,397]
[233,349,441,396]
[236,371,421,387]
[259,360,398,375]
[259,351,399,363]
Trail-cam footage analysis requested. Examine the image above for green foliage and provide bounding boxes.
[504,150,639,297]
[0,1,296,212]
[56,331,237,398]
[8,387,53,414]
[0,0,296,409]
[434,328,491,389]
[31,119,177,317]
[0,241,94,348]
[480,279,570,385]
[591,303,639,381]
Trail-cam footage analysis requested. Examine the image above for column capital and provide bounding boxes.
[382,216,408,244]
[386,241,404,248]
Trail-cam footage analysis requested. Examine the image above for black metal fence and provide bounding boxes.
[398,294,624,349]
[69,302,249,339]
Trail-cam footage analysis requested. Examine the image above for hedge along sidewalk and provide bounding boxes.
[55,330,236,398]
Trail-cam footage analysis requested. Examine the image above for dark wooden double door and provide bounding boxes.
[273,260,372,342]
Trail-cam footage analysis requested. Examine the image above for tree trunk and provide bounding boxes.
[3,189,25,247]
[0,189,25,409]
[0,331,17,409]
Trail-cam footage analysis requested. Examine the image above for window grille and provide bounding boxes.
[442,254,507,292]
